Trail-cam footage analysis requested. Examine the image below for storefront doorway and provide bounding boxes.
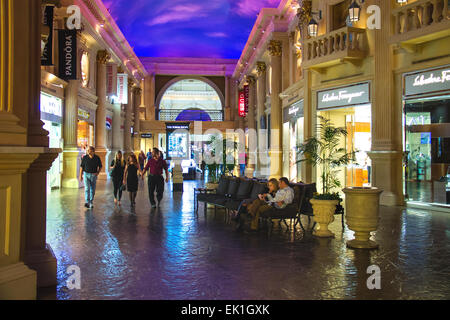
[40,92,63,192]
[402,65,450,206]
[283,99,304,182]
[316,82,372,192]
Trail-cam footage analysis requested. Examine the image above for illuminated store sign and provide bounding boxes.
[40,93,62,117]
[117,73,128,104]
[78,108,90,119]
[166,123,190,160]
[318,82,370,109]
[404,66,450,97]
[141,133,153,138]
[239,90,246,117]
[283,100,304,123]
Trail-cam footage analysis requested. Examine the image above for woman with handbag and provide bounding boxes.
[123,154,142,208]
[110,151,125,206]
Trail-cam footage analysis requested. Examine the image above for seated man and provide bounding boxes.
[242,177,295,231]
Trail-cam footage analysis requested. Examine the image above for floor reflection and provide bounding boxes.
[42,179,450,300]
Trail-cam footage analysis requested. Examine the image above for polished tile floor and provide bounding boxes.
[42,179,450,300]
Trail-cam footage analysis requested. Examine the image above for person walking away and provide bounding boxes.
[123,154,141,208]
[142,148,169,209]
[110,151,125,206]
[138,151,146,172]
[79,146,102,209]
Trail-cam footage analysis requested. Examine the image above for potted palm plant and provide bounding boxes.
[204,135,239,188]
[297,116,356,237]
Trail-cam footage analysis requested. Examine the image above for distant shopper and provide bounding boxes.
[142,148,169,209]
[110,151,125,206]
[123,154,142,208]
[79,146,102,209]
[138,151,146,172]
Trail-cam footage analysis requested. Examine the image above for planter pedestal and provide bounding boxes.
[310,199,339,238]
[343,187,383,250]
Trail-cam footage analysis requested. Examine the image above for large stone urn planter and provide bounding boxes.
[310,199,339,238]
[343,187,383,249]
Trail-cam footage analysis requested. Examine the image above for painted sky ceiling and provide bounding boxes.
[104,0,280,59]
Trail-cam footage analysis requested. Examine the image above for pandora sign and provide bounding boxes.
[318,82,370,109]
[405,66,450,97]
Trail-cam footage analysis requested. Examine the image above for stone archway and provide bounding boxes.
[155,76,225,122]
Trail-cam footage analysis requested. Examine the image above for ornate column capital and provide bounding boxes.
[133,87,142,96]
[97,50,111,65]
[128,82,135,91]
[268,40,282,57]
[256,62,267,76]
[246,76,256,85]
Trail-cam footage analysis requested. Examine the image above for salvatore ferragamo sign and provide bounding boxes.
[404,66,450,97]
[317,82,370,110]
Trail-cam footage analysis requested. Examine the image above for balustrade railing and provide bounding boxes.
[393,0,449,37]
[303,27,366,67]
[157,109,224,122]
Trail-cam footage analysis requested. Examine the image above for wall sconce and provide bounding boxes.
[396,0,408,4]
[307,11,322,37]
[349,0,365,23]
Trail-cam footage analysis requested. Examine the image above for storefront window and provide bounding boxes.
[77,120,94,149]
[317,104,372,190]
[404,98,450,204]
[402,66,450,205]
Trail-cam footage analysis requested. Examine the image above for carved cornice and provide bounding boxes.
[256,62,267,76]
[96,50,111,64]
[268,40,282,57]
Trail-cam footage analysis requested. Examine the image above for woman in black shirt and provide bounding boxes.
[123,154,142,208]
[110,151,125,206]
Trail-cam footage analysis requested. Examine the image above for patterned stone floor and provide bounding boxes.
[39,179,450,300]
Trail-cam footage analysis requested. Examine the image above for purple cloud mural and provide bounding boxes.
[103,0,280,59]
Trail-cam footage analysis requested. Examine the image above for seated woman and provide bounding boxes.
[235,178,279,231]
[246,177,294,231]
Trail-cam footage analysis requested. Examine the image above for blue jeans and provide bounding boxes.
[84,173,98,204]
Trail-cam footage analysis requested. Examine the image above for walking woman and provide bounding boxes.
[123,154,142,208]
[110,151,125,206]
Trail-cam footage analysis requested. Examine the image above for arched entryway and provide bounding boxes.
[157,78,224,121]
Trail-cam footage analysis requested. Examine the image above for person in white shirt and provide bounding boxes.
[247,177,294,231]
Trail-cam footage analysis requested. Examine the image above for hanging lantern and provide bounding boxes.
[348,1,361,22]
[308,18,318,37]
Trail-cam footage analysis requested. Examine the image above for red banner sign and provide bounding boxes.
[244,84,249,114]
[239,90,245,117]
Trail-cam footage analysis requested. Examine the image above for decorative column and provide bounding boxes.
[367,0,403,206]
[123,82,134,156]
[268,40,283,179]
[112,102,123,153]
[0,0,48,299]
[144,73,155,121]
[133,87,142,152]
[256,62,267,177]
[23,0,60,288]
[245,76,256,177]
[224,76,231,121]
[95,50,111,180]
[62,80,80,188]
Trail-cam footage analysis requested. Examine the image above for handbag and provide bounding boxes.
[120,184,127,191]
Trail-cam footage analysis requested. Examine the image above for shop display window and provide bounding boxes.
[317,104,372,191]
